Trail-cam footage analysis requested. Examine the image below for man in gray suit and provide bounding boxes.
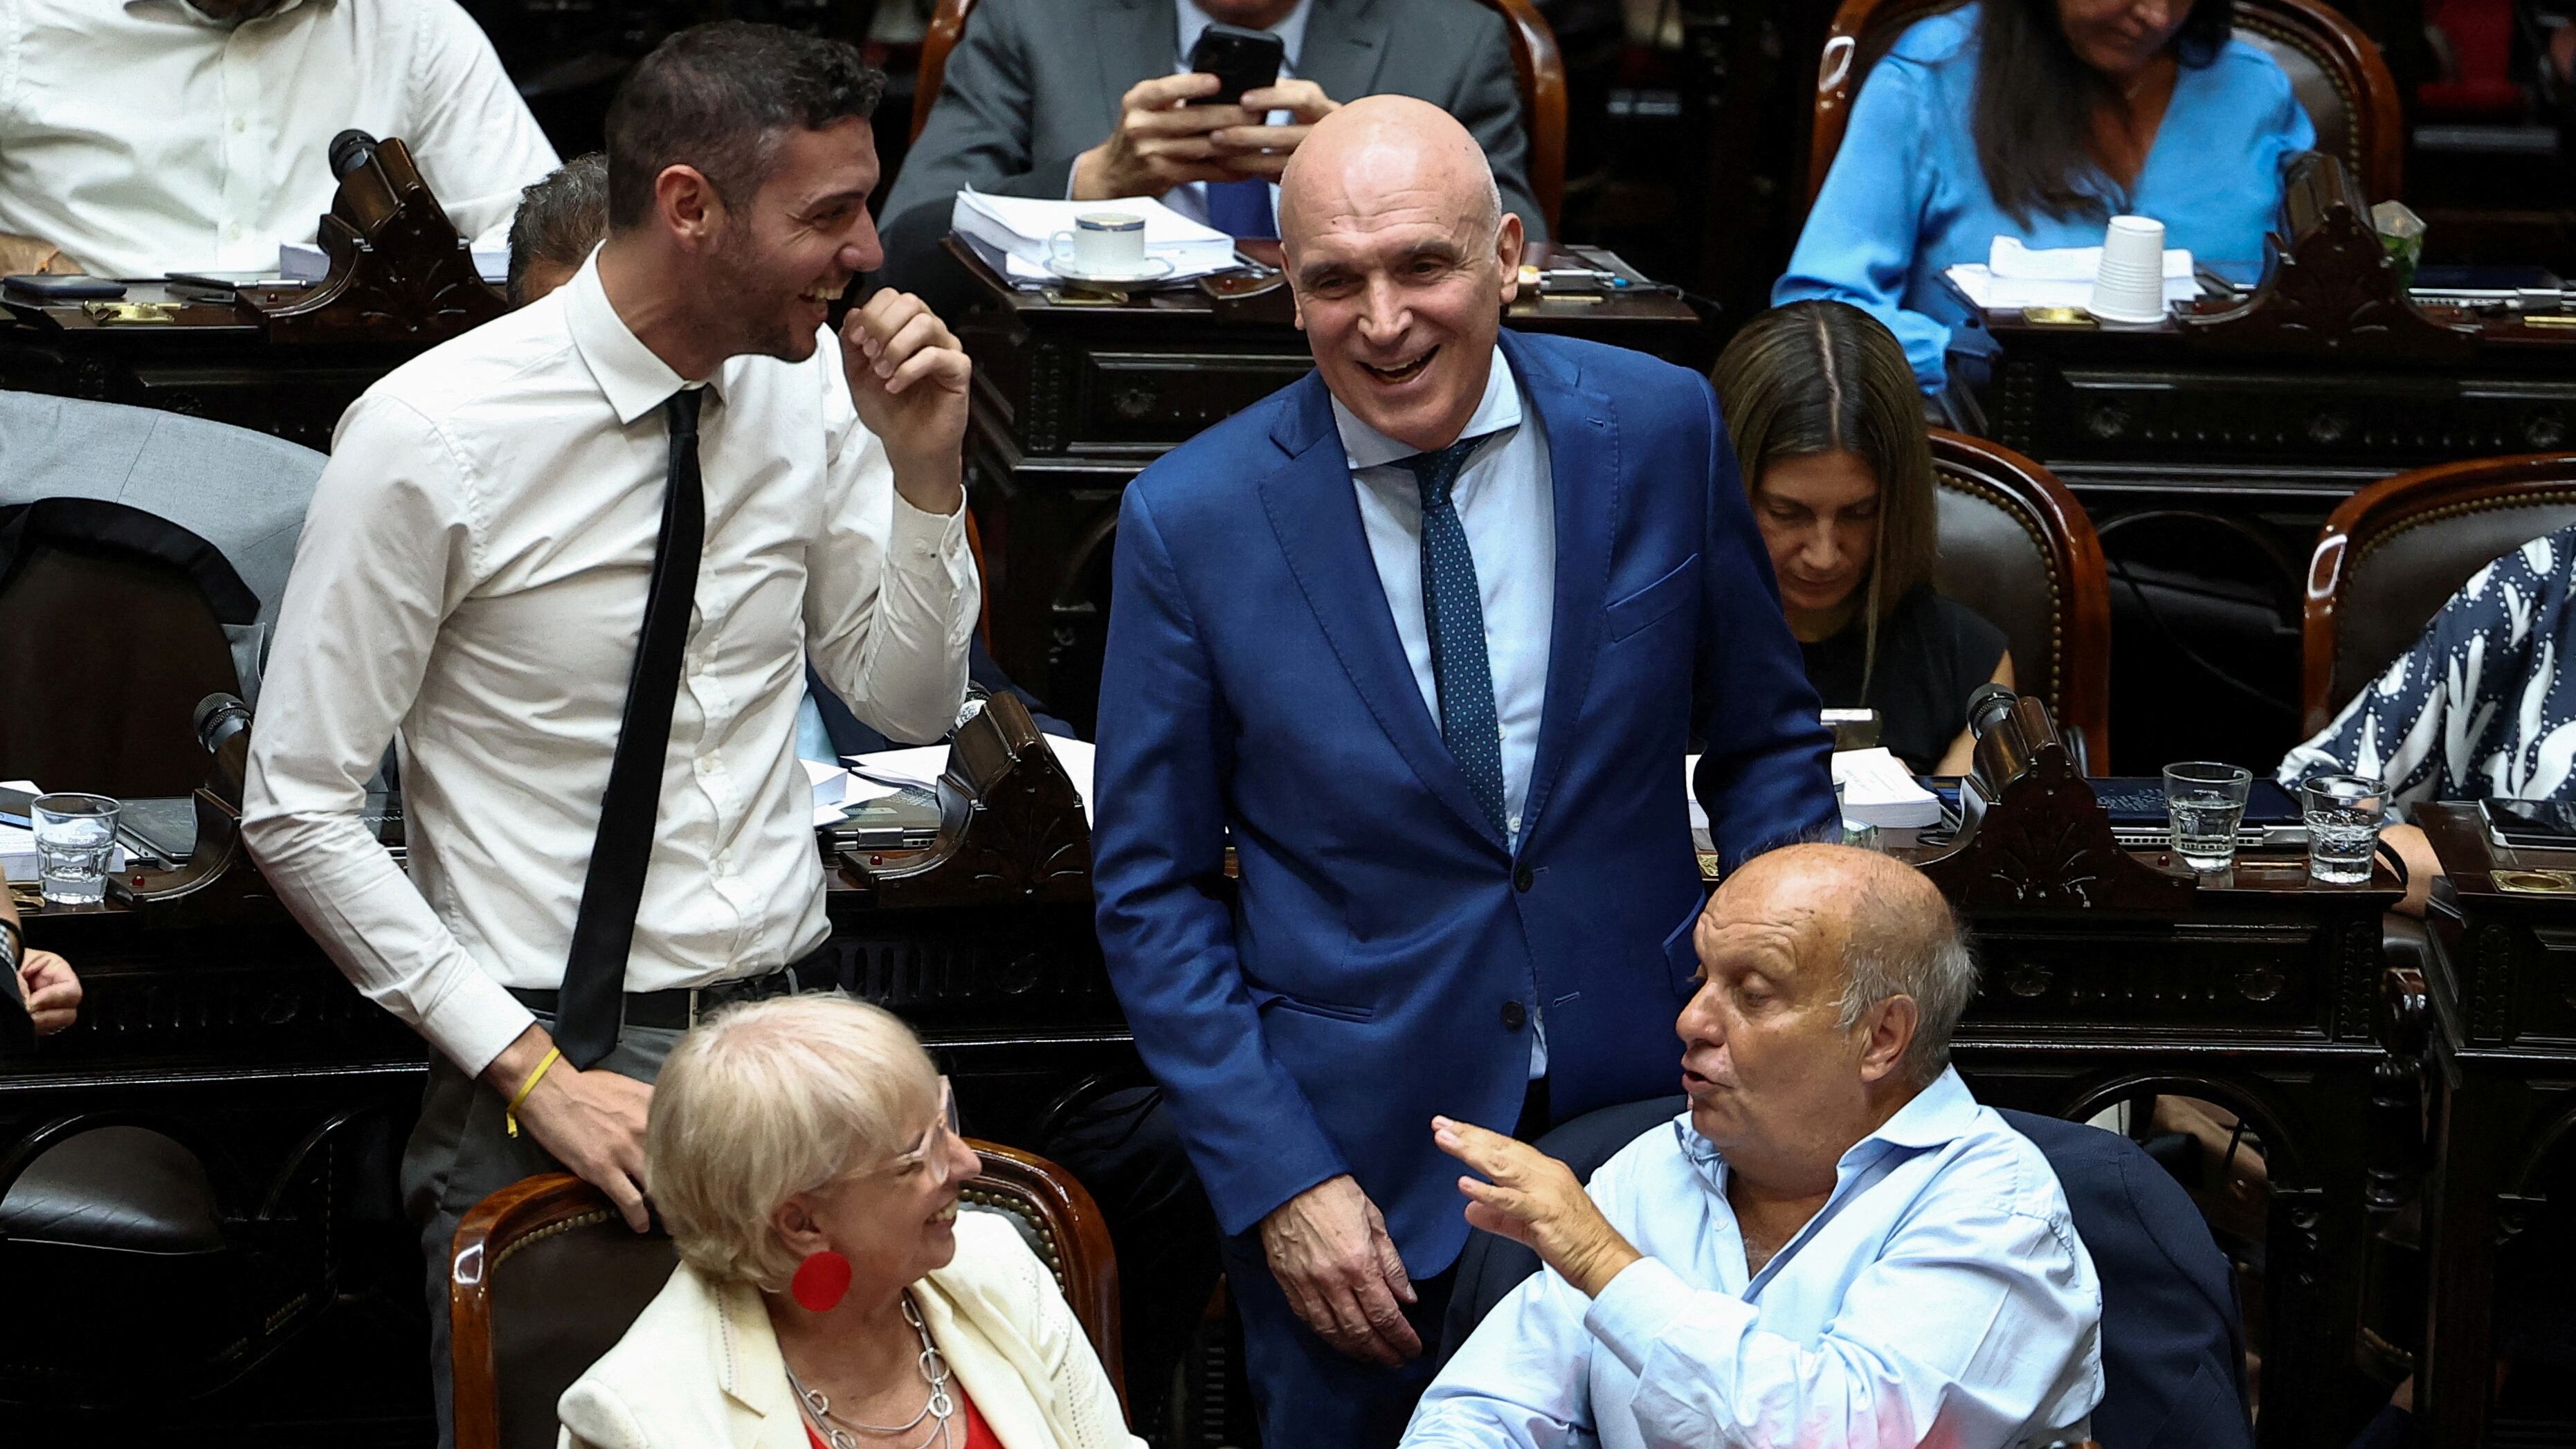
[877,0,1545,303]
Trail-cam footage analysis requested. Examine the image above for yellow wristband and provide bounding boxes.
[504,1046,563,1139]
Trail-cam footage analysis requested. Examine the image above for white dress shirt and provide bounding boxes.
[242,251,978,1079]
[0,0,559,277]
[1404,1070,2105,1449]
[1334,344,1554,1075]
[1159,0,1312,228]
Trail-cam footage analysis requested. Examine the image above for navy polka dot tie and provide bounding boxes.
[1404,432,1507,838]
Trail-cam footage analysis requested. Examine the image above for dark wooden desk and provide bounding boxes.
[1912,832,2402,1448]
[1961,156,2576,772]
[0,283,432,453]
[2409,803,2576,1446]
[0,712,1125,1445]
[950,239,1705,733]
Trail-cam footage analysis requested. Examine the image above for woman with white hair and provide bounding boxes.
[558,994,1141,1449]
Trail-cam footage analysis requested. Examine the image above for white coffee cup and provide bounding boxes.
[1048,212,1148,275]
[2087,214,2168,325]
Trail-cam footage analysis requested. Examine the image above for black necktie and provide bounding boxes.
[554,388,707,1068]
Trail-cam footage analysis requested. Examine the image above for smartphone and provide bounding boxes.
[2482,798,2576,848]
[4,274,125,300]
[1188,23,1285,106]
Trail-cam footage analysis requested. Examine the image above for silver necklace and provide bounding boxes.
[785,1293,955,1449]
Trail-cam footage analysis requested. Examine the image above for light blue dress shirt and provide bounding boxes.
[1334,345,1555,1076]
[1775,4,2316,392]
[1404,1069,2104,1449]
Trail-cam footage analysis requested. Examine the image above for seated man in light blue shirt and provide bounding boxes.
[1406,844,2103,1449]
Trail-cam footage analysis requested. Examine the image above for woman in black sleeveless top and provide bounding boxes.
[1712,300,2011,774]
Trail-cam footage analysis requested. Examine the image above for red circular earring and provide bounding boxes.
[789,1250,851,1313]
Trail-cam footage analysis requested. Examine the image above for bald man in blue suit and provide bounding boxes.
[1089,98,1837,1448]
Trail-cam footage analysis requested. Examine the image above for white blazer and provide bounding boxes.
[558,1213,1142,1449]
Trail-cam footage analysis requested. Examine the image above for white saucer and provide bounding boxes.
[1043,255,1176,285]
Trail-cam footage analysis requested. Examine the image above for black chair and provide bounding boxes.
[1441,1097,2252,1449]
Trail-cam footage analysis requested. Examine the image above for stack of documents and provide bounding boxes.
[1944,235,2199,310]
[279,241,508,286]
[1831,749,1944,830]
[849,737,1096,826]
[950,191,1238,290]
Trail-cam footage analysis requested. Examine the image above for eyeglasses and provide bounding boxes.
[885,1076,965,1188]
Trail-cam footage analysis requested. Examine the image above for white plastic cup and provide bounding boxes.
[2087,215,2168,325]
[1046,212,1148,274]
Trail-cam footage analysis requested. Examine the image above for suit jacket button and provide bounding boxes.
[1500,1000,1527,1031]
[1512,864,1535,893]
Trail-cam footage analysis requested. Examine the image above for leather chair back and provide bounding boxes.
[2302,454,2576,737]
[1806,0,2403,213]
[450,1143,1122,1449]
[1928,430,2112,767]
[0,500,253,797]
[908,0,1569,233]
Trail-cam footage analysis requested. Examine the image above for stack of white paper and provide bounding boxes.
[278,241,507,286]
[1831,748,1943,830]
[950,191,1238,290]
[1945,235,2199,311]
[849,736,1096,826]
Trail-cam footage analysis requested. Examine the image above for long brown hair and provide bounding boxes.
[1972,0,2232,226]
[1711,300,1939,698]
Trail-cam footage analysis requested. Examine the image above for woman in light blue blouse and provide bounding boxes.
[1777,0,2316,395]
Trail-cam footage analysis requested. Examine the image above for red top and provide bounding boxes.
[802,1384,1002,1449]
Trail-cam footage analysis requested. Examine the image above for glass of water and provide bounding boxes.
[2300,774,2388,885]
[2163,761,2253,872]
[30,792,119,906]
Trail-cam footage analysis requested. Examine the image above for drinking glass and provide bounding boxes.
[2162,762,2251,872]
[2301,774,2388,885]
[30,792,119,905]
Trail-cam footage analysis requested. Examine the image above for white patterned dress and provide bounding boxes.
[2281,527,2576,805]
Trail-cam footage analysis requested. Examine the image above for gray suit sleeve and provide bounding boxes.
[1451,10,1548,242]
[878,0,1083,292]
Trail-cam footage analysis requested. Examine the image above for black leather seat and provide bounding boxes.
[0,1124,254,1394]
[1928,430,2113,768]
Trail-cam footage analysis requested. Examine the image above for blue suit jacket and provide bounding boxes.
[1090,330,1837,1272]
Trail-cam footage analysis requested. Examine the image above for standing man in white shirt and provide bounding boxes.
[0,0,559,277]
[239,23,979,1444]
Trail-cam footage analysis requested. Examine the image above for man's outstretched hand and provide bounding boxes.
[1433,1116,1642,1299]
[1259,1174,1423,1365]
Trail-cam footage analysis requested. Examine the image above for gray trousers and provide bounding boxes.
[403,1021,683,1449]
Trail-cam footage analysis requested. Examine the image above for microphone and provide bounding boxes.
[328,129,379,180]
[1965,683,2020,740]
[194,693,251,755]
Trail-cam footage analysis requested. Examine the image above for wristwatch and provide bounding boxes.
[0,917,21,981]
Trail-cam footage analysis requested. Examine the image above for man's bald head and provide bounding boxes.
[1707,845,1977,1086]
[1278,95,1501,247]
[1271,94,1523,453]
